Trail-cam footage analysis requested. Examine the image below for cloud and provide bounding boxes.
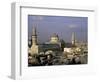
[37,16,44,21]
[68,24,78,28]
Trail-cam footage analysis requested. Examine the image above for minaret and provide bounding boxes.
[30,25,39,55]
[32,26,37,45]
[72,32,75,45]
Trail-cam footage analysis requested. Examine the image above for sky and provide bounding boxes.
[28,15,88,43]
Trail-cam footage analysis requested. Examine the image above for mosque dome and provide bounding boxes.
[50,33,59,43]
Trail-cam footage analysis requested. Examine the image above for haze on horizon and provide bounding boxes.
[28,15,88,43]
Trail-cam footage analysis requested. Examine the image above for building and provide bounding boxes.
[64,32,76,53]
[28,27,88,65]
[40,44,61,52]
[45,33,61,46]
[71,32,76,45]
[28,27,39,56]
[50,33,59,44]
[28,27,87,56]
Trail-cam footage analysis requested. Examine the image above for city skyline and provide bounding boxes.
[28,15,88,43]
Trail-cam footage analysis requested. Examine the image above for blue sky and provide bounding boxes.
[28,15,88,43]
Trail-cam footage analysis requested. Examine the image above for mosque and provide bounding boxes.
[28,25,88,66]
[28,26,77,56]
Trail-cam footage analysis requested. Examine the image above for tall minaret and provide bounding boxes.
[72,32,75,45]
[32,27,37,45]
